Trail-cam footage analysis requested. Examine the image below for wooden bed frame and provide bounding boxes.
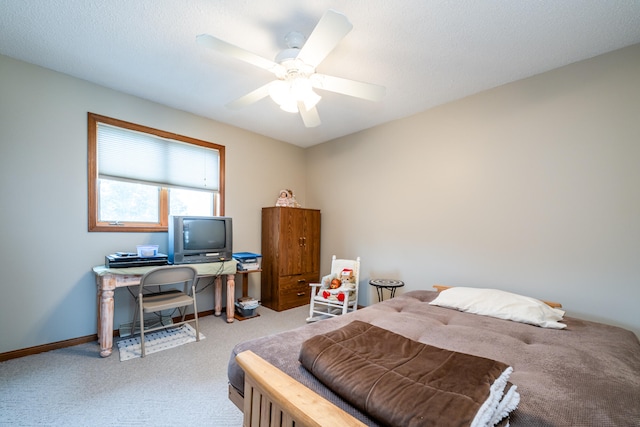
[228,285,563,426]
[232,350,365,427]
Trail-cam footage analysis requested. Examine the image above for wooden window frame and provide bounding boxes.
[88,112,225,232]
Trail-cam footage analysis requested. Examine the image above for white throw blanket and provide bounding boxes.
[472,366,520,426]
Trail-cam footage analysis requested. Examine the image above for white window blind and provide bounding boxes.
[97,123,219,191]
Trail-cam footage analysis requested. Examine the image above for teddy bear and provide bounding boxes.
[338,268,357,301]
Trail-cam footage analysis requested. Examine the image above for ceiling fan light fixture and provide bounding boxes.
[279,102,299,113]
[292,77,321,110]
[268,78,321,113]
[268,80,294,112]
[199,10,383,127]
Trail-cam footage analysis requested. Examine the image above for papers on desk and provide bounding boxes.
[237,262,260,271]
[233,252,262,271]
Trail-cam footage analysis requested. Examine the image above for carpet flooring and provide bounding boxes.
[0,304,311,426]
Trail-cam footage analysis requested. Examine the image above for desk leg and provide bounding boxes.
[96,276,102,344]
[214,276,222,316]
[214,274,236,322]
[98,274,116,357]
[226,274,235,323]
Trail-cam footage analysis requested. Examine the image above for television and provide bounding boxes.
[168,215,233,264]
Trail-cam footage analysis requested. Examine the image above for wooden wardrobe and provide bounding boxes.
[261,207,321,311]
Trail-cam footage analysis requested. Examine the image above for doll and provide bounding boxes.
[275,189,290,207]
[286,189,300,207]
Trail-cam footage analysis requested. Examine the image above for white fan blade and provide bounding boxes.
[298,103,321,128]
[226,83,272,110]
[310,74,385,102]
[297,10,353,68]
[197,34,283,74]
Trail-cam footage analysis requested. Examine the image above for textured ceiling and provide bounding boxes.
[1,1,640,147]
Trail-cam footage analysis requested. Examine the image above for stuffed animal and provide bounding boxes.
[322,289,346,301]
[320,273,334,288]
[340,269,354,286]
[339,268,357,301]
[320,268,356,302]
[320,273,337,300]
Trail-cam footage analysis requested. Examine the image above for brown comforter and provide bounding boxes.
[229,290,640,426]
[299,320,518,427]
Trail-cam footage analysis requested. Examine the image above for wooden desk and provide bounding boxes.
[93,261,236,357]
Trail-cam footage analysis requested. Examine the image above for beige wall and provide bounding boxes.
[0,54,307,353]
[1,42,639,354]
[307,44,640,336]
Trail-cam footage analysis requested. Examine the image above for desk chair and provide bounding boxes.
[131,265,199,357]
[307,255,360,322]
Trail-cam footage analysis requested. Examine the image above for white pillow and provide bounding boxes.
[429,287,566,329]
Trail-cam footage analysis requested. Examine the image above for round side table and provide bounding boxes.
[369,279,405,302]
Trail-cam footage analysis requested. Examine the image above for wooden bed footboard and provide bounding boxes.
[234,350,366,427]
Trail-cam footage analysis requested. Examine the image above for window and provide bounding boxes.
[88,113,225,232]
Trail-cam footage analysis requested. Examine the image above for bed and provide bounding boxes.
[228,288,640,426]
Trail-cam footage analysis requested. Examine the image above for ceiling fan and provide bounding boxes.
[196,9,385,128]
